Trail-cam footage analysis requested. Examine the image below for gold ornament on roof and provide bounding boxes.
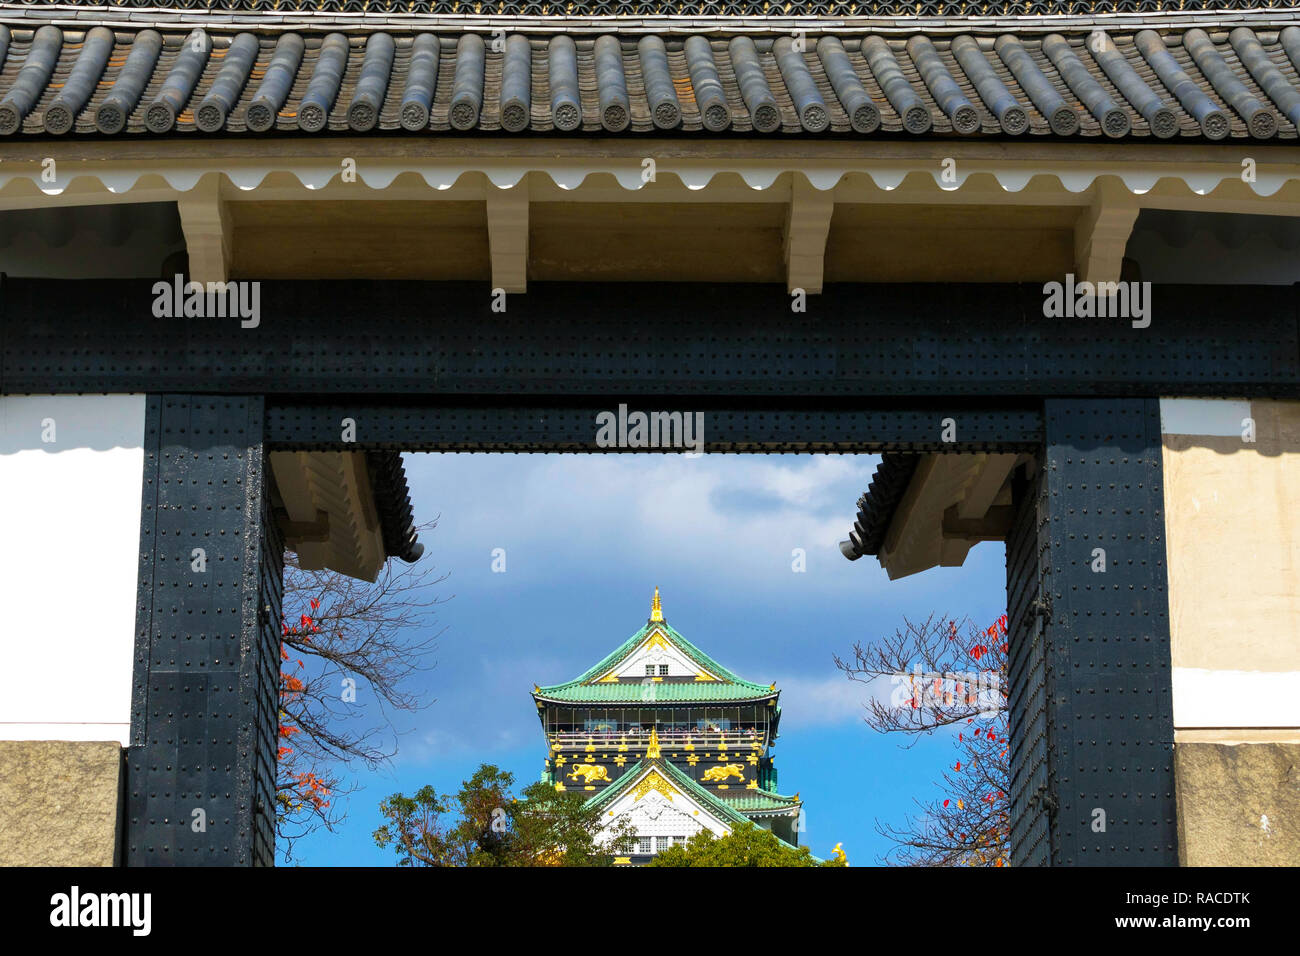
[633,770,676,802]
[646,727,662,759]
[650,586,663,622]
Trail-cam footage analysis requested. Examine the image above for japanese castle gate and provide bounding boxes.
[1,0,1298,868]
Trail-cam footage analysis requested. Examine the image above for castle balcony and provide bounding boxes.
[547,728,768,755]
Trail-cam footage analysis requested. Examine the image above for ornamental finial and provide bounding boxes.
[650,586,663,622]
[647,727,661,759]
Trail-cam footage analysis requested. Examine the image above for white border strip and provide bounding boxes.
[2,158,1300,196]
[1172,668,1300,728]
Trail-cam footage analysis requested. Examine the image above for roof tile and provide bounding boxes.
[0,20,1296,140]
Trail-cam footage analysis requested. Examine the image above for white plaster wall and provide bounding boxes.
[0,395,145,744]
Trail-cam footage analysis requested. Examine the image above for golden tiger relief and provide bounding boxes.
[567,764,611,784]
[702,764,744,783]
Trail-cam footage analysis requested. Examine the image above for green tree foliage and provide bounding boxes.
[373,764,636,866]
[649,823,847,868]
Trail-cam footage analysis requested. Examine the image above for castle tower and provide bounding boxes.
[532,589,802,864]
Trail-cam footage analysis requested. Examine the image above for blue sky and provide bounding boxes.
[280,452,1007,866]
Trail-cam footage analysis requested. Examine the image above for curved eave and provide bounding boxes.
[532,691,779,707]
[724,786,802,813]
[270,448,421,580]
[366,451,423,563]
[840,453,920,561]
[533,617,774,699]
[6,152,1300,206]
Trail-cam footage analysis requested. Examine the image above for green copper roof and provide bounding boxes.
[535,620,776,704]
[720,789,801,813]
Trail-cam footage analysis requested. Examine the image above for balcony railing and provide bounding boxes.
[548,729,767,751]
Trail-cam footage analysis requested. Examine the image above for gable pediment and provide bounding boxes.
[591,628,719,684]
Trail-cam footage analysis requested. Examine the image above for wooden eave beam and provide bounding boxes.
[1074,177,1140,284]
[783,174,834,294]
[486,175,529,294]
[177,173,232,283]
[943,504,1016,541]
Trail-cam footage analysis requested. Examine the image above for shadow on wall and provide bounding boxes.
[0,394,145,454]
[1160,398,1299,459]
[0,202,184,279]
[1128,208,1300,285]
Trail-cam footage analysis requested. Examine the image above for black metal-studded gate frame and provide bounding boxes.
[3,280,1297,398]
[5,278,1295,867]
[1007,399,1176,866]
[129,395,279,866]
[125,398,1043,867]
[1047,399,1175,864]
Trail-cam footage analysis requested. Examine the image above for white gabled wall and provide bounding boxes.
[0,395,145,744]
[596,765,731,858]
[605,629,713,681]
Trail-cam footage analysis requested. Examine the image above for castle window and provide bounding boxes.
[656,836,671,852]
[658,664,669,676]
[638,837,653,855]
[645,665,655,676]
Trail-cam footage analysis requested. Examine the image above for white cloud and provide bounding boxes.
[409,452,882,596]
[772,672,890,727]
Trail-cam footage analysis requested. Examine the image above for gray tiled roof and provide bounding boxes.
[2,21,1300,138]
[840,453,918,561]
[366,451,423,564]
[0,1,1292,18]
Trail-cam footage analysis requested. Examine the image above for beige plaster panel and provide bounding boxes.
[529,202,786,282]
[1163,400,1300,674]
[825,203,1076,282]
[230,200,490,280]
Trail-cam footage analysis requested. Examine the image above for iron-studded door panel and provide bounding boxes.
[1006,458,1052,866]
[127,395,279,866]
[1030,398,1178,865]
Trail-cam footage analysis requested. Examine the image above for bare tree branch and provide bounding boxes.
[276,517,447,858]
[836,613,1010,867]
